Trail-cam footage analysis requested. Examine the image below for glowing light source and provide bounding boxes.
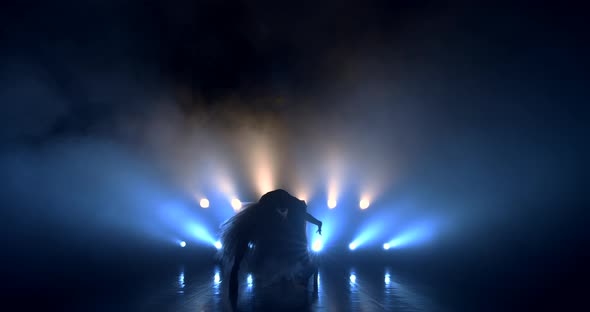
[349,242,358,250]
[214,272,221,284]
[385,273,391,285]
[247,274,253,286]
[214,241,222,250]
[179,241,186,248]
[312,240,323,252]
[350,273,357,283]
[359,199,370,209]
[383,243,391,250]
[327,198,337,209]
[199,198,210,208]
[231,198,242,211]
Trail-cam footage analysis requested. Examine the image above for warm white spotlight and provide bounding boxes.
[214,241,222,250]
[383,243,391,250]
[312,240,323,252]
[179,241,186,248]
[199,198,210,208]
[327,198,337,209]
[349,242,357,250]
[359,199,370,209]
[231,198,242,211]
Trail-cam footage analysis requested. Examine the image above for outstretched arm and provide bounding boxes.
[305,213,323,234]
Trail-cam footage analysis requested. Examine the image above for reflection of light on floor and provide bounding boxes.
[177,269,185,294]
[317,271,323,306]
[213,266,221,296]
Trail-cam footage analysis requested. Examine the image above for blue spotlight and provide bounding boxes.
[312,240,323,252]
[384,273,391,286]
[350,273,357,283]
[383,243,390,250]
[349,221,385,251]
[214,241,222,250]
[248,242,254,249]
[186,223,216,246]
[247,274,253,287]
[179,241,186,248]
[214,271,221,284]
[385,223,435,249]
[309,216,334,253]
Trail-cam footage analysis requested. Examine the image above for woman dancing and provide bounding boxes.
[219,189,322,308]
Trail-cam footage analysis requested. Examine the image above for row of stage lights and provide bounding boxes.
[179,195,430,252]
[178,239,400,251]
[197,197,371,210]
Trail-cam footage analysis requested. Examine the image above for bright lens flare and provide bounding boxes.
[327,198,337,209]
[214,241,222,250]
[179,241,186,248]
[359,199,370,209]
[231,198,242,211]
[383,243,390,250]
[199,198,210,208]
[349,242,358,250]
[312,240,323,252]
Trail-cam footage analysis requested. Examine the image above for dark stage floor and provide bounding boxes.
[66,263,443,312]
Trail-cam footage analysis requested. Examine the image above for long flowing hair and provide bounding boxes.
[218,190,307,269]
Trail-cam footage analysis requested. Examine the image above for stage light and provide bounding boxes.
[327,198,337,209]
[350,273,356,283]
[214,241,222,250]
[231,198,242,211]
[312,240,323,252]
[247,274,253,286]
[179,241,186,248]
[199,198,210,208]
[349,242,358,250]
[248,242,254,249]
[359,199,370,209]
[383,243,390,250]
[384,273,391,285]
[214,272,221,284]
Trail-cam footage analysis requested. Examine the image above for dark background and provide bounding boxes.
[0,1,587,310]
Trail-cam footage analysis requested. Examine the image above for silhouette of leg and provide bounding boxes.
[229,245,246,310]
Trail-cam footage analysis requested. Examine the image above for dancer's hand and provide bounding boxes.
[316,222,323,235]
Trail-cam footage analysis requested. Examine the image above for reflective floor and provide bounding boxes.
[130,264,442,312]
